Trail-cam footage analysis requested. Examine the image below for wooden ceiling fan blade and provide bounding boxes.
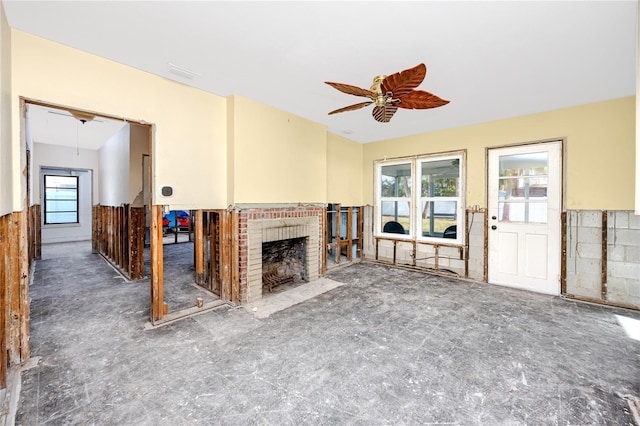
[328,101,373,115]
[380,63,426,98]
[325,81,376,98]
[372,104,398,123]
[396,90,450,110]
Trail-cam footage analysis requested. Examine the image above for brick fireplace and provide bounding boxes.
[238,205,324,303]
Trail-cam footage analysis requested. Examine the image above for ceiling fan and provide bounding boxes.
[325,63,449,123]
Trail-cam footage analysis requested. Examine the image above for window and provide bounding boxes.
[379,161,412,236]
[44,175,79,224]
[376,152,465,243]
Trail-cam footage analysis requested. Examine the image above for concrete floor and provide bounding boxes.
[15,244,640,425]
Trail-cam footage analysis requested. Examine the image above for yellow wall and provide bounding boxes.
[10,30,228,210]
[128,123,150,204]
[229,95,327,204]
[0,4,11,215]
[326,132,362,206]
[363,97,635,210]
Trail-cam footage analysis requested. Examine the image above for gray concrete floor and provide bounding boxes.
[16,244,640,425]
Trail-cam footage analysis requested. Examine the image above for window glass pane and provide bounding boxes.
[45,175,77,188]
[381,163,411,197]
[381,200,410,234]
[45,187,77,200]
[420,200,457,237]
[46,212,77,223]
[44,175,78,224]
[45,200,77,211]
[421,158,459,197]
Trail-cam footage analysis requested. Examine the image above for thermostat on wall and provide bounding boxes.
[161,186,173,197]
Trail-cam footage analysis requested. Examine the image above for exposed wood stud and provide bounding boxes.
[208,212,219,294]
[92,206,98,254]
[464,209,470,278]
[194,210,205,285]
[321,207,327,275]
[357,207,364,259]
[129,207,145,279]
[8,213,21,365]
[0,215,9,388]
[561,211,567,295]
[483,209,489,283]
[220,211,231,301]
[150,205,164,322]
[19,210,30,362]
[335,204,341,264]
[231,210,240,303]
[601,211,607,301]
[34,204,41,260]
[346,207,353,261]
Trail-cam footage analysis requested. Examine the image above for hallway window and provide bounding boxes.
[44,175,79,224]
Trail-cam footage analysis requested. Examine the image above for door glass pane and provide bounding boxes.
[381,163,411,197]
[498,152,548,224]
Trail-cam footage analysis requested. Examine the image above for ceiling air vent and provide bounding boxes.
[167,63,201,80]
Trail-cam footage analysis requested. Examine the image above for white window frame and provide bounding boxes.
[43,174,79,225]
[375,151,466,245]
[375,159,414,239]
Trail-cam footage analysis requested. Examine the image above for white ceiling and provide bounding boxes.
[4,1,638,145]
[26,104,127,150]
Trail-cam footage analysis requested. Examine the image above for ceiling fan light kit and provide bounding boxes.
[325,63,449,123]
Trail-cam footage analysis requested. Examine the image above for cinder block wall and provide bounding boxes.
[606,211,640,306]
[361,207,486,280]
[565,210,640,308]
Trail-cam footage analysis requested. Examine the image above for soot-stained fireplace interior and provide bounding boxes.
[262,237,307,292]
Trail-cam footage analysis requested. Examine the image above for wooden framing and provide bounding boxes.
[94,205,145,281]
[0,214,9,388]
[231,210,240,303]
[560,211,567,295]
[373,209,474,277]
[27,204,42,263]
[321,207,327,276]
[129,207,145,280]
[208,211,219,294]
[334,204,341,264]
[194,210,206,285]
[325,204,363,270]
[150,204,166,322]
[7,213,21,365]
[219,210,231,301]
[600,211,608,301]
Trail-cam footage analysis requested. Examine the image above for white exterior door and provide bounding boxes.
[487,141,562,295]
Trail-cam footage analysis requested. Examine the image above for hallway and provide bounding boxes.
[16,249,640,424]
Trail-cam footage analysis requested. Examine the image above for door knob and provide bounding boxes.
[491,216,497,220]
[491,225,497,230]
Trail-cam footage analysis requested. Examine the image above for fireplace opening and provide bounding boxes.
[262,237,307,293]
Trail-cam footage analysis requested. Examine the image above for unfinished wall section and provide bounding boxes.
[361,207,486,280]
[564,210,639,309]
